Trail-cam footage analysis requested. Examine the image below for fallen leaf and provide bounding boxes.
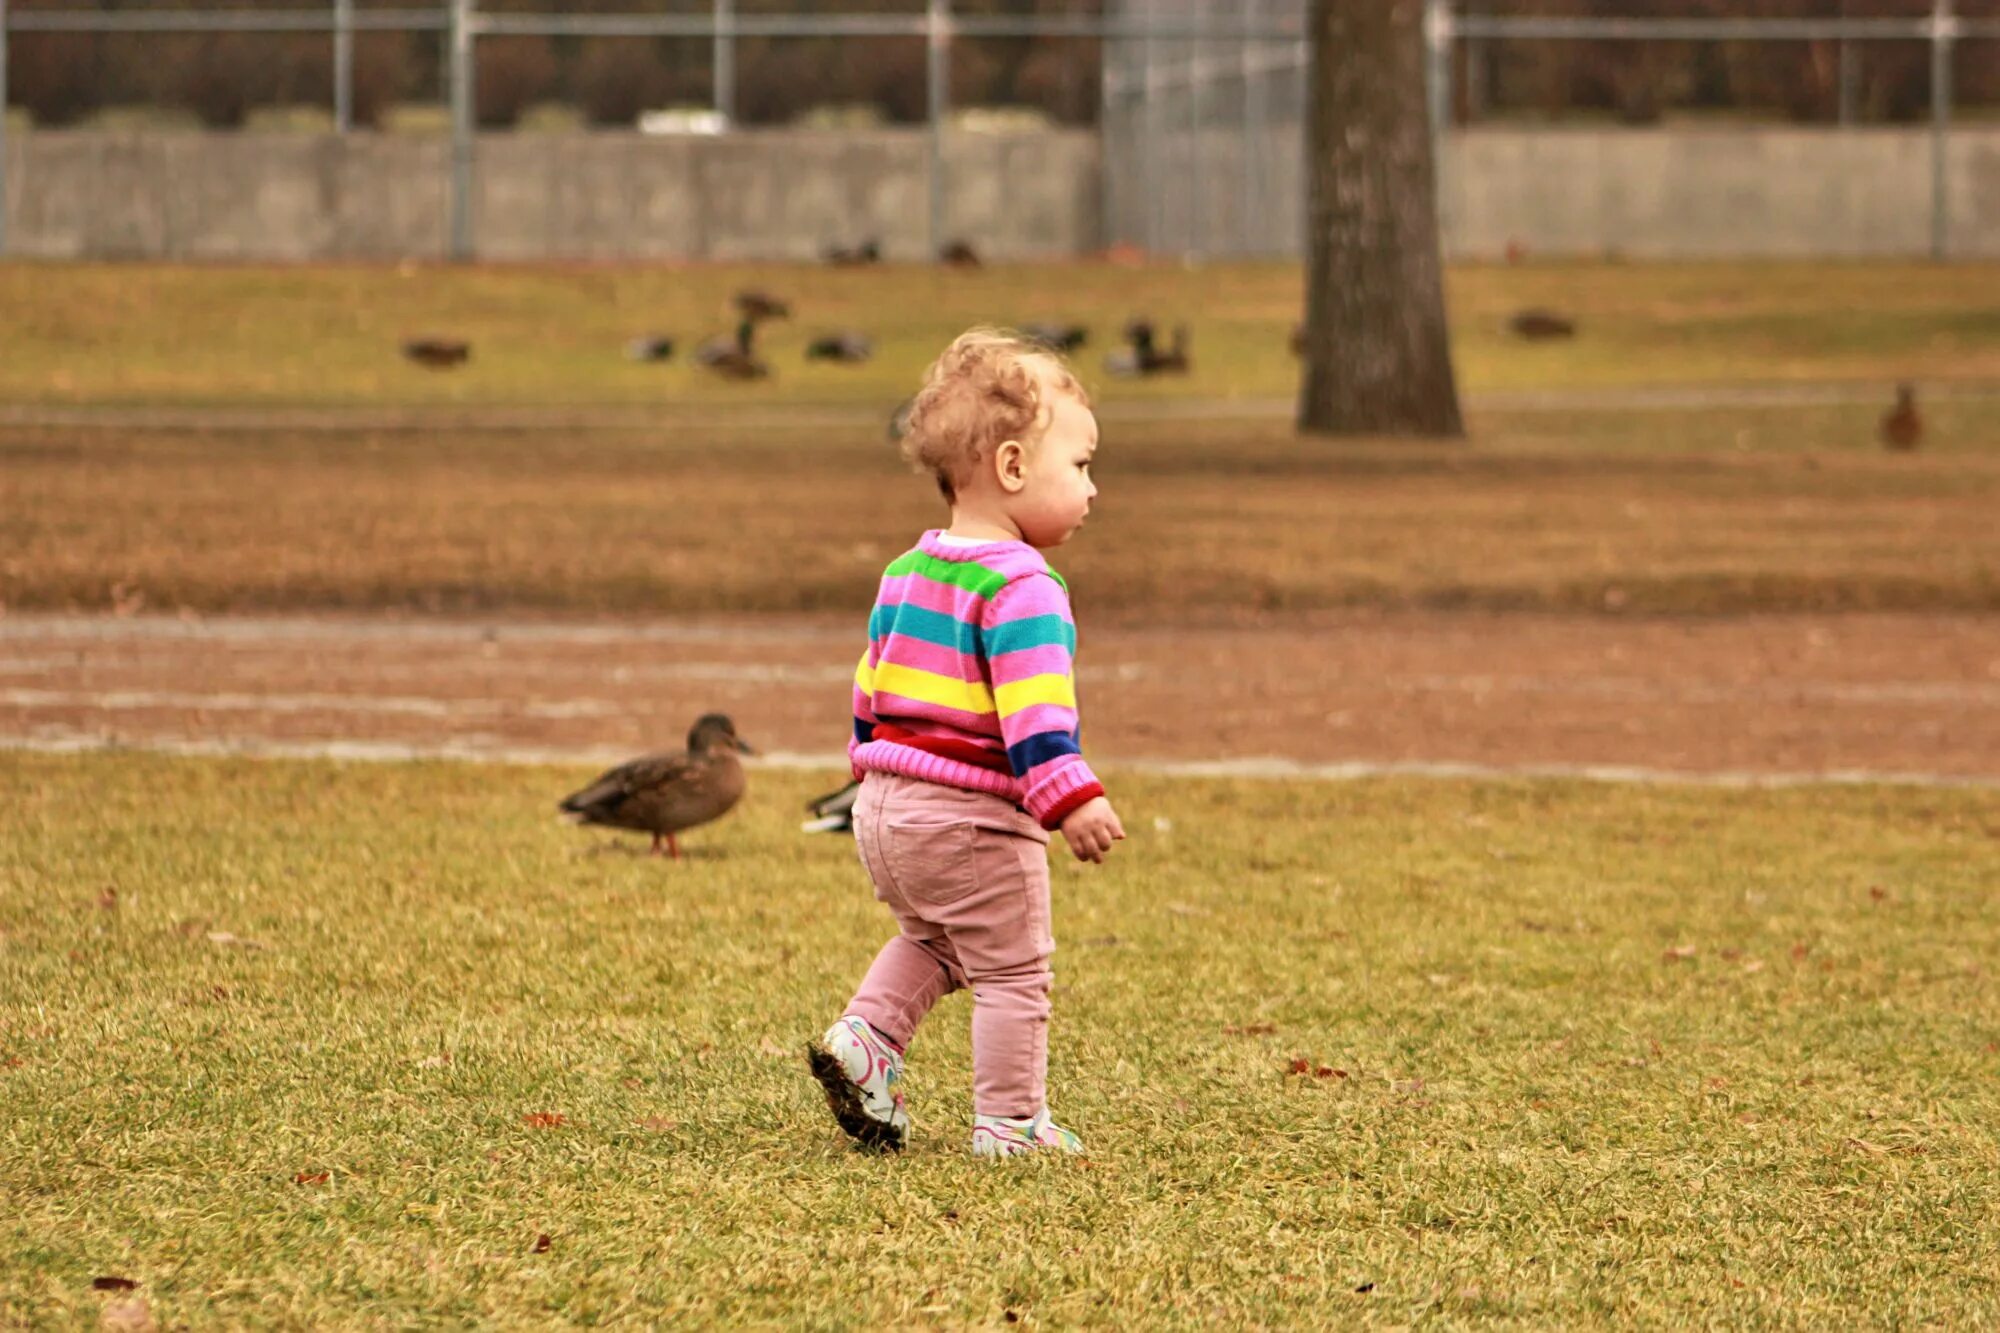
[92,1277,139,1292]
[1353,1281,1376,1294]
[757,1036,790,1058]
[1706,1077,1729,1090]
[1223,1022,1277,1036]
[637,1116,678,1133]
[293,1171,330,1185]
[96,888,119,911]
[205,931,266,950]
[1869,886,1888,903]
[1393,1078,1425,1095]
[1287,1058,1311,1076]
[417,1053,451,1069]
[522,1112,567,1129]
[621,1077,643,1089]
[1315,1067,1347,1080]
[1426,974,1453,987]
[533,1233,552,1253]
[1004,1312,1020,1325]
[1741,959,1766,974]
[1719,948,1743,961]
[1663,945,1697,962]
[1729,1277,1747,1290]
[1847,1137,1889,1156]
[1790,942,1811,963]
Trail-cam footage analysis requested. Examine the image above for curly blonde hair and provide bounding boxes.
[900,328,1090,503]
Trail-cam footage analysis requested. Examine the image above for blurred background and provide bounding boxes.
[5,0,2000,262]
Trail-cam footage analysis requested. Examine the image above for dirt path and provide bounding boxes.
[2,611,1992,784]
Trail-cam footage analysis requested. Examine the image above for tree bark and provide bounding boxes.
[1298,0,1464,438]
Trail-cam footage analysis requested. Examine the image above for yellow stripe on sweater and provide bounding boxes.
[868,660,997,716]
[994,672,1076,715]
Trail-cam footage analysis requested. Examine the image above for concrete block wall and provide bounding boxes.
[1,128,1099,262]
[4,125,1998,261]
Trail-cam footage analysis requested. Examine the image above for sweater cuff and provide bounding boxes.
[1026,761,1105,830]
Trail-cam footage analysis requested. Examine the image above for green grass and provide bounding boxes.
[3,260,1998,407]
[4,753,1998,1325]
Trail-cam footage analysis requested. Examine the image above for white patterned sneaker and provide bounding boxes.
[807,1016,909,1152]
[971,1108,1085,1158]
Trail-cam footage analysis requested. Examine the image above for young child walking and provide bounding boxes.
[808,328,1124,1158]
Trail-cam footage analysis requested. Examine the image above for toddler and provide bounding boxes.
[808,328,1124,1158]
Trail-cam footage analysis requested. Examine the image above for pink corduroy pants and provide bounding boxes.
[843,771,1056,1119]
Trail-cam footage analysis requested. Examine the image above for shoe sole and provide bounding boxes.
[806,1042,905,1153]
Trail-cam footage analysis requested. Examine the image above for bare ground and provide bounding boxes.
[2,611,1993,783]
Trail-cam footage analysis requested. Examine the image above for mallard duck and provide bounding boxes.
[802,779,861,834]
[823,239,881,266]
[1146,324,1191,375]
[734,289,792,321]
[1024,322,1088,354]
[695,319,770,380]
[1104,318,1155,378]
[625,334,676,363]
[1880,383,1922,452]
[1508,308,1577,340]
[402,337,470,369]
[558,714,755,859]
[805,331,873,364]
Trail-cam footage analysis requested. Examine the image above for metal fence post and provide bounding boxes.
[1184,4,1204,259]
[449,0,474,261]
[1241,0,1266,258]
[333,0,353,132]
[1426,0,1453,240]
[1141,2,1161,255]
[713,0,735,126]
[1930,0,1954,261]
[927,0,950,257]
[0,0,10,258]
[1098,9,1117,250]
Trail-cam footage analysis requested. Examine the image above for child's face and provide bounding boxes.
[1009,380,1099,549]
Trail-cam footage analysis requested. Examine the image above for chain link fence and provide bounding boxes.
[4,1,1998,259]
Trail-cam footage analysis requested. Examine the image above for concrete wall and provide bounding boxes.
[0,129,1101,262]
[6,125,2000,261]
[1442,128,2000,260]
[1112,125,2000,261]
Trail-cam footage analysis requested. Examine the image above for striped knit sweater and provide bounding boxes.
[850,530,1105,829]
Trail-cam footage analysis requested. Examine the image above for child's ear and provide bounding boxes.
[994,440,1028,494]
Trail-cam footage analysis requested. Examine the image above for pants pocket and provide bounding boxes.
[884,819,979,906]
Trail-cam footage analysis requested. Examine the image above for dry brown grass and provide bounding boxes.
[6,399,1996,618]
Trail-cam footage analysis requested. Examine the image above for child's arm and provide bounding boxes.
[984,574,1112,838]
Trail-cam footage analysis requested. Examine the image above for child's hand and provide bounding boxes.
[1059,796,1125,864]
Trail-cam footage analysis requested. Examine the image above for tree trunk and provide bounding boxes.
[1298,0,1464,438]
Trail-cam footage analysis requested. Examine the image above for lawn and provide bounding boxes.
[2,260,1998,407]
[2,753,1996,1326]
[5,402,1998,617]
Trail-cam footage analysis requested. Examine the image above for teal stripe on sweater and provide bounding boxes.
[984,613,1076,657]
[870,602,982,656]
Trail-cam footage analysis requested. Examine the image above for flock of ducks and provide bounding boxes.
[401,277,1927,457]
